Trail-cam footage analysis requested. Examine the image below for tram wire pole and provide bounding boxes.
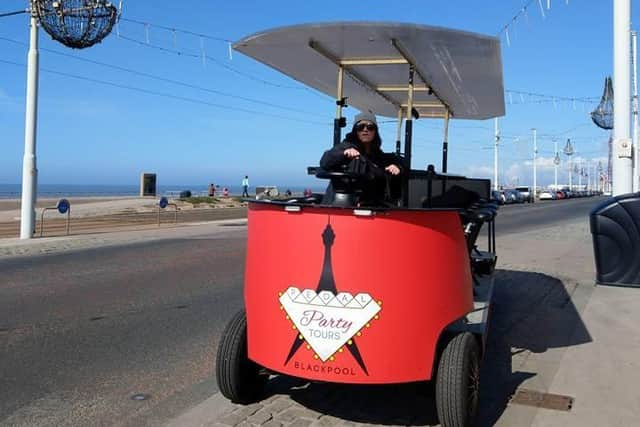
[532,128,537,201]
[632,30,639,192]
[494,118,499,191]
[20,11,39,239]
[613,0,633,195]
[554,139,559,190]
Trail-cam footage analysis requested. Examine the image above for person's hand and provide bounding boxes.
[343,148,360,159]
[385,164,401,175]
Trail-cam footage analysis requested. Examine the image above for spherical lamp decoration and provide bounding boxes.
[591,77,614,130]
[32,0,119,49]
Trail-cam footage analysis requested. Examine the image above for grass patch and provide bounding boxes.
[179,196,219,205]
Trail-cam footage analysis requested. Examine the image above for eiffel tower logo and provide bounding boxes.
[281,223,379,375]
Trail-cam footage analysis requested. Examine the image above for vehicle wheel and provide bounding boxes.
[216,309,267,403]
[435,332,480,427]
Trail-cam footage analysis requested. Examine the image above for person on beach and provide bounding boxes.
[223,187,229,197]
[319,112,403,205]
[241,176,250,198]
[208,183,216,197]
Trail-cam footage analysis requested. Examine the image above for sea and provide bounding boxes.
[0,183,325,199]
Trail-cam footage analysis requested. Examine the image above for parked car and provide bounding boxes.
[491,190,505,205]
[515,186,534,203]
[503,189,525,204]
[539,190,556,200]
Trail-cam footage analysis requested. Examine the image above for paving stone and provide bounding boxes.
[232,403,263,419]
[309,415,351,427]
[262,394,281,404]
[247,408,273,425]
[218,412,245,426]
[276,408,321,423]
[264,398,293,414]
[261,420,283,427]
[287,418,315,427]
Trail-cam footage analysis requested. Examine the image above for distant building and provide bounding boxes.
[140,173,156,196]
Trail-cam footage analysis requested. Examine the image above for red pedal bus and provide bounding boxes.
[216,22,504,427]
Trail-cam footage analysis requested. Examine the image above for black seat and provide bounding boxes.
[407,169,497,276]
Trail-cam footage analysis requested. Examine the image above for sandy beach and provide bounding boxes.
[0,197,155,221]
[0,196,247,239]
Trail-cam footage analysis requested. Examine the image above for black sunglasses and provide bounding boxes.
[356,123,377,132]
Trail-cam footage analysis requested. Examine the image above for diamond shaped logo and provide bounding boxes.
[279,286,381,362]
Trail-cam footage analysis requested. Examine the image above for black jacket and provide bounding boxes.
[319,139,403,205]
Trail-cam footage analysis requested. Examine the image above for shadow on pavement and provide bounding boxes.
[252,269,591,426]
[476,269,592,426]
[266,376,438,425]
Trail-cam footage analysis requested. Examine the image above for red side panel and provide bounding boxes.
[244,203,473,384]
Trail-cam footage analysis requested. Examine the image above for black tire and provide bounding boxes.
[216,309,267,403]
[435,332,480,427]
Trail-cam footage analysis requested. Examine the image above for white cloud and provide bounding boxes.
[462,165,494,179]
[498,154,609,188]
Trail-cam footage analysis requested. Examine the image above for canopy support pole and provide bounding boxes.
[405,66,415,169]
[395,109,403,155]
[442,110,450,173]
[402,66,415,207]
[334,66,345,146]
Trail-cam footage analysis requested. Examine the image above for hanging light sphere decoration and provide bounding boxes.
[591,77,614,130]
[563,139,574,156]
[32,0,119,49]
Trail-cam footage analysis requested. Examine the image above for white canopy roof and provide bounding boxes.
[233,22,505,120]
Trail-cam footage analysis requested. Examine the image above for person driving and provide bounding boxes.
[319,112,403,205]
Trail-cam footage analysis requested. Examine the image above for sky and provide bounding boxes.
[0,0,633,189]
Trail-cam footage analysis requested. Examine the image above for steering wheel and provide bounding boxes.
[315,169,360,179]
[316,155,381,179]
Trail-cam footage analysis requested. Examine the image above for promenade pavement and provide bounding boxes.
[1,214,638,426]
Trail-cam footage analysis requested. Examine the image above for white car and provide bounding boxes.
[539,190,555,200]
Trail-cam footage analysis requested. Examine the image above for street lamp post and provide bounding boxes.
[19,13,39,239]
[632,30,639,192]
[16,0,119,239]
[564,138,574,191]
[613,0,633,195]
[532,128,537,201]
[494,118,499,191]
[578,161,583,189]
[586,161,591,191]
[553,139,560,190]
[598,161,604,192]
